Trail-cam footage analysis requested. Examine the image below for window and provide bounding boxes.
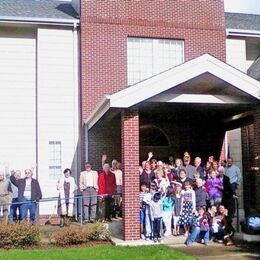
[127,37,184,85]
[140,125,169,146]
[49,141,62,179]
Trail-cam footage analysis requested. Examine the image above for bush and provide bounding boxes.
[50,222,111,246]
[84,222,111,241]
[50,226,86,246]
[0,223,40,248]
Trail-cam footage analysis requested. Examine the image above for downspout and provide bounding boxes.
[72,22,80,177]
[35,29,39,180]
[72,21,81,220]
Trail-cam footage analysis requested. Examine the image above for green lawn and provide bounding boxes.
[0,245,194,260]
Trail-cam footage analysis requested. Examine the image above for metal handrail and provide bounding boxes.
[0,193,121,226]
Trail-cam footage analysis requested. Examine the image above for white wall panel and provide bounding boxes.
[37,28,79,214]
[226,39,247,72]
[0,28,36,172]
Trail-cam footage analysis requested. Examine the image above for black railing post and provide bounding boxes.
[236,197,239,232]
[80,195,83,226]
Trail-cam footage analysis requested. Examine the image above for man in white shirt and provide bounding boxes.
[225,157,241,194]
[225,157,241,218]
[79,162,98,223]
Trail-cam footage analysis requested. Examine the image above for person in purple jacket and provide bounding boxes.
[206,170,223,206]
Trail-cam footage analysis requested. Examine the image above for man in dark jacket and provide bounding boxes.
[14,169,42,224]
[195,178,209,208]
[219,167,235,217]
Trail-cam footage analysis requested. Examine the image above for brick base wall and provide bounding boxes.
[38,215,60,225]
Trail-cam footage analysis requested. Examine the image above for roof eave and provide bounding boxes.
[0,16,79,26]
[226,28,260,38]
[85,97,111,130]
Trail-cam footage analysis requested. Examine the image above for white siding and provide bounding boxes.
[0,28,36,173]
[226,38,247,72]
[226,38,257,72]
[226,39,247,215]
[227,128,244,215]
[37,28,79,214]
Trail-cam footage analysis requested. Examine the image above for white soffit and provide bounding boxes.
[147,93,252,104]
[147,94,244,104]
[86,54,260,129]
[167,94,225,104]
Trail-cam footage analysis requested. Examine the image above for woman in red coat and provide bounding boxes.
[98,163,117,221]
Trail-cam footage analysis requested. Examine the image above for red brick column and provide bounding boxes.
[121,109,140,240]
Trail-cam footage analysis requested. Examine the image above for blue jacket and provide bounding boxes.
[162,197,174,212]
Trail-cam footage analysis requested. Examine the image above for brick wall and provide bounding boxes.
[241,124,255,214]
[241,106,260,215]
[88,118,121,171]
[253,107,260,214]
[38,215,60,225]
[81,0,226,121]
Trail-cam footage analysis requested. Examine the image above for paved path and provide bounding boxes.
[109,219,260,259]
[163,236,260,259]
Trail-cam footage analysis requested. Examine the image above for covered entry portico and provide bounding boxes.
[85,54,260,240]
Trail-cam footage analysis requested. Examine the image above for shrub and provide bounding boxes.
[50,222,112,246]
[0,223,40,248]
[50,226,86,246]
[84,222,112,241]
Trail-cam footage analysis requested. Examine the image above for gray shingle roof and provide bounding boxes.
[248,56,260,81]
[0,0,79,20]
[225,12,260,31]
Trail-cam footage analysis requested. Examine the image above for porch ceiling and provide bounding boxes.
[86,54,260,129]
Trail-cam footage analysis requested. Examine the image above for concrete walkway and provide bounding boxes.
[172,242,260,260]
[162,235,260,259]
[108,219,260,259]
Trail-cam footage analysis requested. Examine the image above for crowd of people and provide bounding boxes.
[0,151,241,247]
[139,152,241,245]
[0,158,122,226]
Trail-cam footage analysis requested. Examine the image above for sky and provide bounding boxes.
[224,0,260,14]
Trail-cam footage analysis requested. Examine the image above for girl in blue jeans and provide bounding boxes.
[186,206,210,246]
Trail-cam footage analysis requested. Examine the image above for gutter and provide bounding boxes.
[226,28,260,38]
[0,16,79,27]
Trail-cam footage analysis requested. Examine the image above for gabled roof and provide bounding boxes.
[0,0,79,24]
[248,56,260,81]
[86,54,260,129]
[225,12,260,31]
